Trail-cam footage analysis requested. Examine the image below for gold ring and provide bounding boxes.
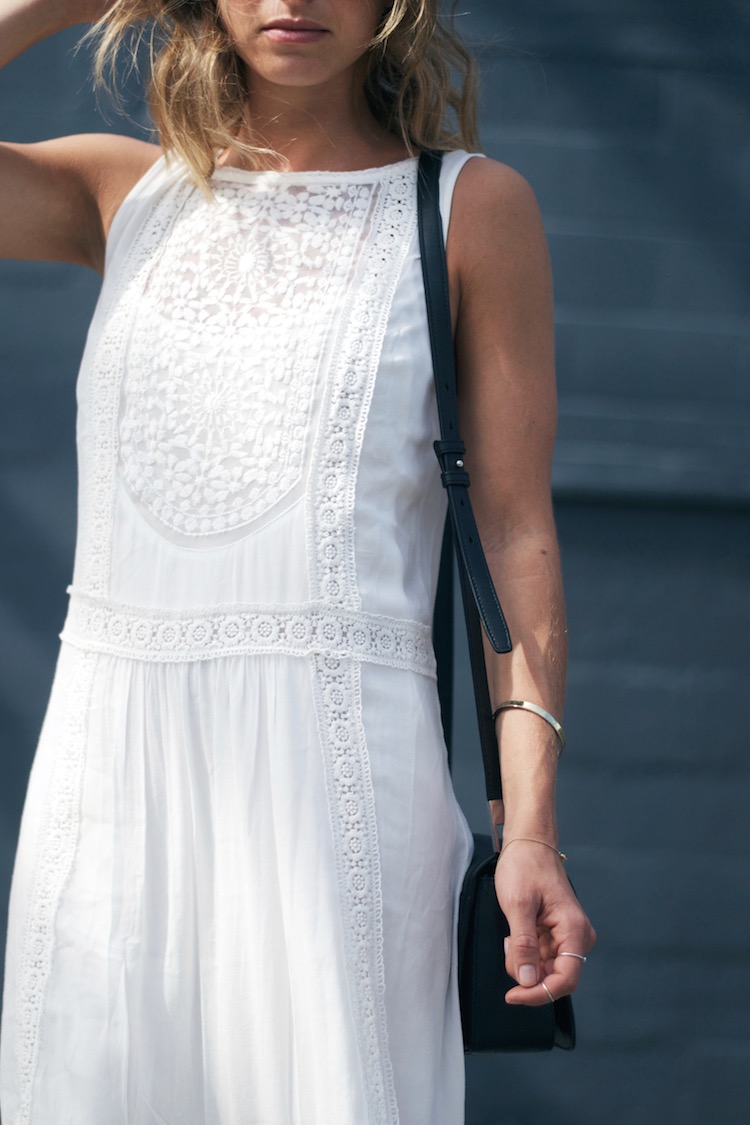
[541,980,555,1004]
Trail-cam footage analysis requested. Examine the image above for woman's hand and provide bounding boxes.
[495,840,596,1006]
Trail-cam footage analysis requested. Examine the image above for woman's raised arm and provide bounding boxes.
[1,0,103,65]
[449,156,596,1007]
[0,0,158,271]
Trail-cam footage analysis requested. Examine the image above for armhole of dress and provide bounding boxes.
[438,150,485,246]
[105,155,182,273]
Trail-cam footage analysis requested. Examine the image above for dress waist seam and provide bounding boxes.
[60,587,437,679]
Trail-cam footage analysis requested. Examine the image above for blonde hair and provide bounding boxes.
[92,0,480,188]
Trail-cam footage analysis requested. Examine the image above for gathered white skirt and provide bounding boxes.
[1,642,471,1125]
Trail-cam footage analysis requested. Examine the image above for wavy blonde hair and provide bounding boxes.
[92,0,480,188]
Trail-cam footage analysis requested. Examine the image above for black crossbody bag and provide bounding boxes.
[418,150,575,1052]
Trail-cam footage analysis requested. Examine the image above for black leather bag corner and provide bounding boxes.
[458,836,576,1053]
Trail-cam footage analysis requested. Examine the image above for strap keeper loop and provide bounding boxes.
[433,439,469,487]
[441,469,470,488]
[434,439,465,458]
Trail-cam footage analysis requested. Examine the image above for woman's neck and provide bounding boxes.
[228,73,409,173]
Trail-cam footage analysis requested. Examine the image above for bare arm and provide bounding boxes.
[0,0,159,271]
[449,157,595,1005]
[0,0,94,65]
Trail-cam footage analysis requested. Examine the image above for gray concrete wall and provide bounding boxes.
[468,0,750,503]
[452,499,750,1124]
[450,3,750,1122]
[1,4,749,1124]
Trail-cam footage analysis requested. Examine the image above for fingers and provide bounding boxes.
[550,947,589,997]
[506,951,583,1007]
[503,920,597,1007]
[503,955,580,1007]
[505,975,561,1007]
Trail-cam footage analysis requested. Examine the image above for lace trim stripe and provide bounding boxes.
[307,172,415,615]
[311,656,394,1125]
[15,649,98,1124]
[60,589,436,679]
[304,166,417,1124]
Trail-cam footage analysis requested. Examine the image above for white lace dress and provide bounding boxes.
[0,152,476,1125]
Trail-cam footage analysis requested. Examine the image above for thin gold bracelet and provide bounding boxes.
[500,836,567,863]
[492,700,566,757]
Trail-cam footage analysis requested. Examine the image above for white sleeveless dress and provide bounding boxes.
[0,151,476,1125]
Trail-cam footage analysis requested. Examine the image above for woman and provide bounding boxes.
[0,1,595,1122]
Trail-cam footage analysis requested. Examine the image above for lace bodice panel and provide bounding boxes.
[120,173,374,542]
[70,155,470,626]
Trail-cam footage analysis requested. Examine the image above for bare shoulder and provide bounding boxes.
[451,157,544,237]
[448,157,549,290]
[448,155,557,452]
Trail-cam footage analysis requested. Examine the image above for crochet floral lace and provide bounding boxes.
[61,588,435,680]
[120,178,373,539]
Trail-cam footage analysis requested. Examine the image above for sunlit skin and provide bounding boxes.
[218,0,409,170]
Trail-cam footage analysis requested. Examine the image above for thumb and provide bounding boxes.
[504,910,542,988]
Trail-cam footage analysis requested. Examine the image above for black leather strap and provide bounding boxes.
[457,557,503,802]
[417,151,512,657]
[418,149,509,803]
[433,522,455,772]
